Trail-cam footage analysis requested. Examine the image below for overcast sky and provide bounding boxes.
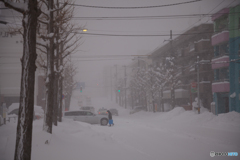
[1,0,239,95]
[71,0,239,90]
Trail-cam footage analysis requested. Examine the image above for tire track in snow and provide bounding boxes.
[109,133,158,160]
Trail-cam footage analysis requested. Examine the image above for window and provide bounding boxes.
[79,111,87,116]
[239,44,240,57]
[214,69,219,81]
[81,107,90,110]
[215,16,228,33]
[202,76,208,81]
[239,17,240,29]
[65,112,75,116]
[219,43,229,55]
[214,46,219,57]
[189,43,195,52]
[65,111,84,116]
[219,68,229,80]
[86,112,93,116]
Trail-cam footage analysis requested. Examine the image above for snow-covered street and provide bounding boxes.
[1,96,240,160]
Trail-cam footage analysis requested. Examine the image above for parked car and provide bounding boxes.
[63,110,109,126]
[8,105,44,120]
[109,108,118,116]
[8,108,19,115]
[8,108,38,120]
[98,108,108,115]
[130,106,145,114]
[80,106,95,113]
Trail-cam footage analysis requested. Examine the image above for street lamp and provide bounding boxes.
[82,29,87,32]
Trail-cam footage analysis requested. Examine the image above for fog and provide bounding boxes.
[71,0,239,97]
[1,0,239,98]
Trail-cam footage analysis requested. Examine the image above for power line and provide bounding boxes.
[71,12,240,21]
[76,28,238,37]
[2,12,240,20]
[179,0,225,36]
[65,0,202,9]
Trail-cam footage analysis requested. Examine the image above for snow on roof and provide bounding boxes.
[7,103,19,113]
[7,103,44,114]
[194,39,210,43]
[200,81,211,83]
[163,89,187,93]
[212,81,229,85]
[212,55,229,62]
[211,30,229,39]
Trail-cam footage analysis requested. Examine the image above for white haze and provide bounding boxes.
[71,0,240,97]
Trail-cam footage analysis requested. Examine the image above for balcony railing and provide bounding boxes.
[211,30,229,46]
[213,78,229,83]
[212,55,229,69]
[212,79,230,93]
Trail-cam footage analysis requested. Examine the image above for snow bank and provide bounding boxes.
[7,103,44,114]
[7,103,19,113]
[1,94,239,160]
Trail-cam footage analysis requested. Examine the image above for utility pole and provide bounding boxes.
[124,65,127,108]
[197,56,200,114]
[170,30,175,109]
[137,57,140,106]
[110,67,112,101]
[115,65,118,104]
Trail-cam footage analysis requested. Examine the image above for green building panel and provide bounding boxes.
[229,5,240,38]
[214,15,228,33]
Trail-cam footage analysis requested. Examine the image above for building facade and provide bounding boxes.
[211,5,240,114]
[0,6,45,109]
[150,24,214,110]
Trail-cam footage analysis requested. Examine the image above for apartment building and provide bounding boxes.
[150,23,214,110]
[211,5,240,114]
[0,7,45,109]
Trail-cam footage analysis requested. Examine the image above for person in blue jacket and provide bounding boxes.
[107,110,114,126]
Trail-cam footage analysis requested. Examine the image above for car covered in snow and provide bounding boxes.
[80,106,95,114]
[97,108,108,115]
[7,103,44,120]
[63,110,109,126]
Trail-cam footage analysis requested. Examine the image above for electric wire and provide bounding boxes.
[75,28,238,37]
[65,0,202,9]
[178,0,226,37]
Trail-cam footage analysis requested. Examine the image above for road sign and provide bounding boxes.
[191,82,197,93]
[191,82,197,88]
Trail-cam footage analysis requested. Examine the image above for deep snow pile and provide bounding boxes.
[7,103,44,117]
[0,96,240,160]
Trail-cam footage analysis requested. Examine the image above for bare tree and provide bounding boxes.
[163,56,181,109]
[62,60,77,111]
[36,0,82,127]
[0,0,40,160]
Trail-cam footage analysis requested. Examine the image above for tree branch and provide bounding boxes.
[0,0,26,14]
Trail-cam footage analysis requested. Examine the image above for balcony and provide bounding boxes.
[211,31,229,46]
[212,80,230,93]
[162,89,189,99]
[211,55,229,69]
[212,8,229,21]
